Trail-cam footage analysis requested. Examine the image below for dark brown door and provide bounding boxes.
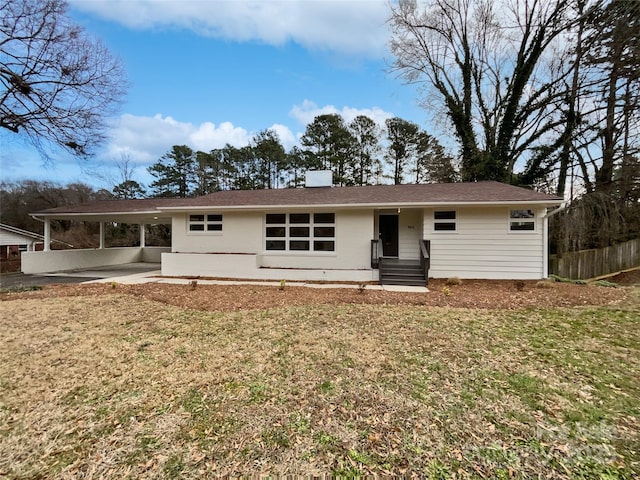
[379,215,399,257]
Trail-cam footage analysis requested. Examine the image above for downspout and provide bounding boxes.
[541,202,568,278]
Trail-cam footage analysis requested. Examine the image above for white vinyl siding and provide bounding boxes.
[423,206,546,279]
[398,209,422,260]
[0,230,37,245]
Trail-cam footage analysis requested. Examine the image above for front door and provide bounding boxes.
[379,214,399,257]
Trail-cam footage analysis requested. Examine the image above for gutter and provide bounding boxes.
[542,201,568,219]
[158,199,562,212]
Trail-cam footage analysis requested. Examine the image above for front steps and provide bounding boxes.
[379,258,427,286]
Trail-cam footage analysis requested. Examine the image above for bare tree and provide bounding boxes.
[389,0,577,183]
[0,0,126,158]
[583,0,640,194]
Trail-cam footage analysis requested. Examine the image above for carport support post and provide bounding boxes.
[44,218,51,251]
[139,224,146,248]
[99,222,105,249]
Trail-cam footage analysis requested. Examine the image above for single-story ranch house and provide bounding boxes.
[23,176,563,285]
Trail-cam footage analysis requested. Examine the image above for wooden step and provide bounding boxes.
[379,259,426,286]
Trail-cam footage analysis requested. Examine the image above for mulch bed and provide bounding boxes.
[1,278,631,312]
[606,268,640,286]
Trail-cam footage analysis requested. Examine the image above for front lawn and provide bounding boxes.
[1,289,638,477]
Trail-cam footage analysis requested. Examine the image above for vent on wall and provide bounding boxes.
[305,170,333,188]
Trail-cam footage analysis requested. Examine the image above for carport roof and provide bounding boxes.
[32,181,562,219]
[30,198,176,223]
[33,198,177,215]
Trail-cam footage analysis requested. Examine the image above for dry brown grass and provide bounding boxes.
[1,287,639,478]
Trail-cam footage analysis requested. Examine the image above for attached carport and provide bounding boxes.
[22,198,175,275]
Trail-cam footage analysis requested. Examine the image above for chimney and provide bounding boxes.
[304,170,333,188]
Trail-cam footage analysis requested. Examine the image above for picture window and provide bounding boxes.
[266,213,286,224]
[289,226,310,237]
[289,240,310,251]
[265,213,335,252]
[266,240,286,250]
[290,213,310,224]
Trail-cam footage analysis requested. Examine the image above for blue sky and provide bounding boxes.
[1,0,434,190]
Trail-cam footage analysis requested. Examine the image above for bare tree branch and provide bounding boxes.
[0,0,127,159]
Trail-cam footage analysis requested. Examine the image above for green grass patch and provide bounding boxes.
[0,284,43,294]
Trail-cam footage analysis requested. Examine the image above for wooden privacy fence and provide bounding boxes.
[549,237,640,280]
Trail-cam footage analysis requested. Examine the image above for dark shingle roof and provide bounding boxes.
[173,181,561,208]
[34,182,562,216]
[33,198,178,215]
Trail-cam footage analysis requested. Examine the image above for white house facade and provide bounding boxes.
[23,181,563,284]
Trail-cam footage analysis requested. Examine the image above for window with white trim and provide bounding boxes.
[266,213,335,252]
[188,213,223,233]
[509,209,535,231]
[434,210,457,231]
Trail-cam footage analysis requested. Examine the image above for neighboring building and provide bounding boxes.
[1,223,73,272]
[0,223,47,273]
[23,179,563,285]
[0,223,46,258]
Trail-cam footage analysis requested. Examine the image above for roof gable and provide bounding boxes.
[0,223,43,240]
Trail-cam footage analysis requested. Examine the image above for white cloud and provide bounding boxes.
[69,0,389,56]
[104,113,253,163]
[97,113,302,187]
[268,124,298,151]
[99,103,394,175]
[102,113,301,164]
[289,99,394,126]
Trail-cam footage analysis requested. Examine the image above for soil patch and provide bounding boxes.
[1,278,629,311]
[606,267,640,286]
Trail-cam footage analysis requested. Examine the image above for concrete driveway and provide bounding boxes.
[0,263,161,289]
